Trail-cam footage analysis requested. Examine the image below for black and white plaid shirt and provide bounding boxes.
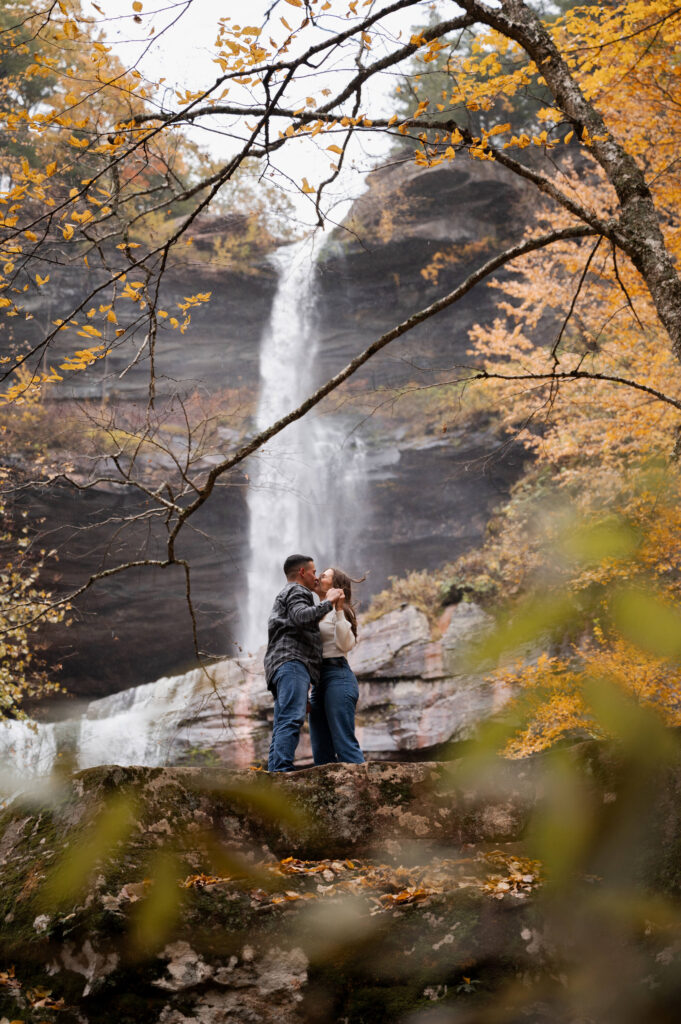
[264,582,333,692]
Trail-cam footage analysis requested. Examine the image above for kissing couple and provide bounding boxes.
[264,553,365,772]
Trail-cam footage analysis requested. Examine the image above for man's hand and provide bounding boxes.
[326,587,344,605]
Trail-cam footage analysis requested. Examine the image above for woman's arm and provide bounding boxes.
[333,609,356,653]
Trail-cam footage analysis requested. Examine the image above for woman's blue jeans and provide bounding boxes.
[267,660,310,772]
[309,657,365,765]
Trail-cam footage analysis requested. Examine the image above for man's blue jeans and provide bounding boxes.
[267,660,310,772]
[309,657,365,765]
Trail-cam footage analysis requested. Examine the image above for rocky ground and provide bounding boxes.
[1,735,681,1024]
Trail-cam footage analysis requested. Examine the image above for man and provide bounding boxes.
[264,553,344,772]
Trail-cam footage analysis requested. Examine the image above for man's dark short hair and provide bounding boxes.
[284,554,314,578]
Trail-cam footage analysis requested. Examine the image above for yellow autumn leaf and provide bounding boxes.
[107,310,117,323]
[132,0,143,10]
[36,274,49,286]
[24,231,38,242]
[62,224,74,241]
[301,178,315,194]
[284,0,302,6]
[326,144,343,154]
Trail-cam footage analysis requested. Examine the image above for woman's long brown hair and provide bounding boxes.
[329,568,365,638]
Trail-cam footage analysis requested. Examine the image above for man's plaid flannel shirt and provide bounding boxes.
[264,582,333,693]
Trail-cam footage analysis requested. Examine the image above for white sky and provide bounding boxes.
[94,0,438,226]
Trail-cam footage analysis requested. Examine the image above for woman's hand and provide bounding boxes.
[326,587,344,605]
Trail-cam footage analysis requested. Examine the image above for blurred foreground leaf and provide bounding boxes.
[130,849,184,954]
[193,776,309,830]
[610,588,681,660]
[526,747,595,886]
[583,675,679,762]
[42,792,137,909]
[558,517,640,565]
[467,594,578,670]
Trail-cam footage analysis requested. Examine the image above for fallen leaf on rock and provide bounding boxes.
[180,874,231,889]
[481,850,543,899]
[279,857,328,875]
[26,986,65,1010]
[380,887,431,907]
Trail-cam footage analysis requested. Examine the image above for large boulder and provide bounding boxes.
[1,738,681,1024]
[5,604,505,775]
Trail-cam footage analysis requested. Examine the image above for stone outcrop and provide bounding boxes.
[314,157,531,387]
[1,736,680,1024]
[9,602,502,772]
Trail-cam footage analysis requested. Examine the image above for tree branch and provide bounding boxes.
[165,225,598,553]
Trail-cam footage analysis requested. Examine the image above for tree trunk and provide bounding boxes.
[460,0,681,361]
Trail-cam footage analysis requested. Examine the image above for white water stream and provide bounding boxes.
[243,237,366,651]
[0,675,194,784]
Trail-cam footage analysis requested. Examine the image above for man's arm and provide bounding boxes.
[286,587,332,627]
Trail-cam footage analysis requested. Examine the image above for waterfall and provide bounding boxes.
[0,656,271,786]
[0,718,60,784]
[243,238,367,652]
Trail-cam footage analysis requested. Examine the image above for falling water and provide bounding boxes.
[0,656,270,784]
[243,238,366,651]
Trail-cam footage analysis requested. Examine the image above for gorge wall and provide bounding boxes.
[6,156,533,703]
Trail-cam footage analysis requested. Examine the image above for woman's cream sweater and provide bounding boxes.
[319,607,356,658]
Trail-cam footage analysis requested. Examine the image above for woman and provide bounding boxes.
[309,567,365,765]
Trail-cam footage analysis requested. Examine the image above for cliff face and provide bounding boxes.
[314,157,530,387]
[1,737,680,1024]
[14,158,532,701]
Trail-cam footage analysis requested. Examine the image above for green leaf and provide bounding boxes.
[130,850,184,954]
[42,792,137,908]
[610,588,681,660]
[558,518,639,565]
